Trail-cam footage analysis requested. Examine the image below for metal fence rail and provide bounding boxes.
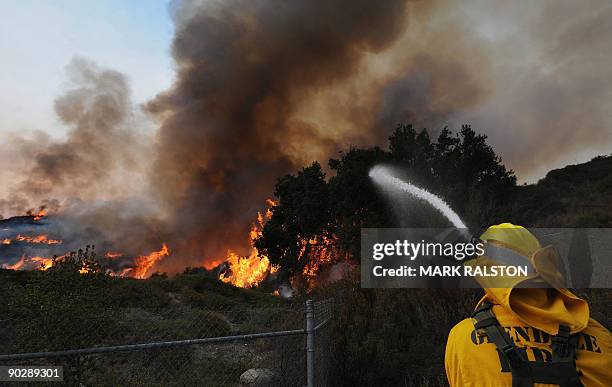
[312,298,334,386]
[0,299,334,386]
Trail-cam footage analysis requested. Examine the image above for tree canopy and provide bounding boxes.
[256,124,517,278]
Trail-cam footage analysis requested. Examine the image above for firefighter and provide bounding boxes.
[445,223,612,386]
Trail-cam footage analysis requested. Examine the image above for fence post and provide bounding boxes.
[305,299,315,387]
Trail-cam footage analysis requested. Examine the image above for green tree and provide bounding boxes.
[254,162,330,278]
[442,125,516,226]
[328,146,393,258]
[257,124,518,272]
[389,124,435,184]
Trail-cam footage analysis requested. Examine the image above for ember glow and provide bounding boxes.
[301,236,336,279]
[219,200,277,288]
[298,234,348,291]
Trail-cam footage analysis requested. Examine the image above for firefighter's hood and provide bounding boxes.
[472,223,589,335]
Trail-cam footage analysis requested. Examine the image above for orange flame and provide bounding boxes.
[30,256,54,270]
[122,244,170,279]
[105,251,123,259]
[4,255,26,270]
[221,249,273,288]
[301,236,335,277]
[217,198,344,290]
[118,267,133,277]
[2,238,11,245]
[2,255,54,271]
[16,234,62,245]
[33,209,46,221]
[218,200,277,288]
[299,234,347,290]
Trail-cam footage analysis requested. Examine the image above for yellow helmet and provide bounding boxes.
[473,222,589,334]
[480,223,541,257]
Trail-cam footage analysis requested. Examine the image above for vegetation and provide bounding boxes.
[1,124,611,386]
[0,252,298,386]
[512,155,612,226]
[256,124,517,279]
[254,123,612,386]
[257,123,612,276]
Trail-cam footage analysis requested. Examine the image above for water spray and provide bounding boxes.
[369,165,471,240]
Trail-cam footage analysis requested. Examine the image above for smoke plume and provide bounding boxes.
[146,0,415,267]
[0,58,151,217]
[147,0,612,268]
[2,0,612,272]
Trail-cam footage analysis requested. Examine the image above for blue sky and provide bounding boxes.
[0,0,174,137]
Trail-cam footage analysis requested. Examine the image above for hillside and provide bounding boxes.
[513,155,612,226]
[0,266,302,385]
[1,153,610,386]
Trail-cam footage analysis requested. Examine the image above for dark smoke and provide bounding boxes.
[3,0,611,273]
[0,59,161,268]
[147,0,413,267]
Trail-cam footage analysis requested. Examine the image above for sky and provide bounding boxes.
[0,0,174,138]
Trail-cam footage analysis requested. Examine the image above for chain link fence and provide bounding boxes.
[0,299,334,386]
[311,299,333,387]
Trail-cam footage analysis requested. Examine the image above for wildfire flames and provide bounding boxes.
[212,199,344,291]
[219,200,277,288]
[31,256,54,270]
[2,244,171,279]
[301,235,336,279]
[15,234,62,244]
[31,209,46,221]
[4,255,54,271]
[105,252,123,259]
[0,212,172,279]
[1,201,345,291]
[4,256,25,270]
[120,244,170,279]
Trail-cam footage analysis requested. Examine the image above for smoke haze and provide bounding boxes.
[0,58,152,216]
[1,0,611,270]
[146,0,412,267]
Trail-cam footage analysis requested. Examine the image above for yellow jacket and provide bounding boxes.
[446,223,612,386]
[445,289,612,387]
